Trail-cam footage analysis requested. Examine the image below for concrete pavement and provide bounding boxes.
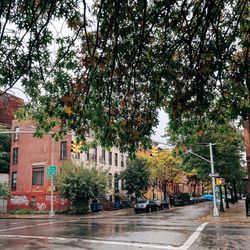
[199,199,250,224]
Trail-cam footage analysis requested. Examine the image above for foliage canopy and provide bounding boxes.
[178,123,245,189]
[1,0,249,154]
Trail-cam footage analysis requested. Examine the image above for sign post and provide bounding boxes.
[47,165,57,216]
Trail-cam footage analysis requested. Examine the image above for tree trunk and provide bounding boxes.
[163,180,167,200]
[230,187,235,204]
[219,185,225,212]
[243,118,250,199]
[233,179,238,202]
[224,182,229,209]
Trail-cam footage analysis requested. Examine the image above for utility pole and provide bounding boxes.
[187,143,219,217]
[209,143,219,217]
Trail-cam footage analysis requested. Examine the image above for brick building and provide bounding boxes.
[0,93,23,128]
[8,120,128,212]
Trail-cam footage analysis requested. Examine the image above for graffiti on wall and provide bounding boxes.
[10,195,29,206]
[46,195,57,202]
[36,202,46,211]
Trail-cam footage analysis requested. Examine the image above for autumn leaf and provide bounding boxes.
[64,106,73,116]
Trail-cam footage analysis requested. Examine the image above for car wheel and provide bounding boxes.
[147,206,152,213]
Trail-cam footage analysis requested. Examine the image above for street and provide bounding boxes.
[0,202,249,250]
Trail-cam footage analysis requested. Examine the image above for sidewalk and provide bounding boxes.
[0,208,134,220]
[199,199,250,224]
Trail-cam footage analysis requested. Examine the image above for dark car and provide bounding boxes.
[134,200,158,213]
[173,193,192,206]
[155,200,169,209]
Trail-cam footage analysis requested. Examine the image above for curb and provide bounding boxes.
[0,208,134,220]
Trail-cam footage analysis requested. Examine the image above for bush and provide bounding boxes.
[9,208,49,215]
[57,162,108,215]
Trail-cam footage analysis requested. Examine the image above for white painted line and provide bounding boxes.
[0,221,208,250]
[179,222,208,250]
[0,234,181,249]
[10,222,25,225]
[0,220,79,232]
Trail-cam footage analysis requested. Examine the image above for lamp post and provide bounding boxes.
[187,143,219,217]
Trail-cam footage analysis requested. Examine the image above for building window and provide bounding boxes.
[31,196,36,206]
[86,150,90,161]
[108,173,112,188]
[99,149,106,164]
[11,171,17,191]
[14,126,20,141]
[93,147,97,162]
[32,167,44,186]
[109,152,112,165]
[114,173,119,192]
[60,141,67,160]
[115,153,118,166]
[12,148,18,164]
[121,155,125,167]
[102,149,105,162]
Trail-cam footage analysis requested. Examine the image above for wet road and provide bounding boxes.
[0,203,249,249]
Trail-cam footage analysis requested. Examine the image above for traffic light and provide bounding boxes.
[215,178,224,186]
[71,140,76,153]
[151,145,159,157]
[71,140,82,153]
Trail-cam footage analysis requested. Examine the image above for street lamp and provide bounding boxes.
[187,143,219,217]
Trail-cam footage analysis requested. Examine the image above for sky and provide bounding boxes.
[151,109,169,143]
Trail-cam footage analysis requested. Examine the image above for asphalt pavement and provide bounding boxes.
[0,199,249,224]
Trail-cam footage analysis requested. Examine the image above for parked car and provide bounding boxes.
[197,196,204,203]
[134,200,158,213]
[173,193,192,206]
[155,200,169,210]
[202,194,213,201]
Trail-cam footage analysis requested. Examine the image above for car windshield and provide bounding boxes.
[137,200,147,204]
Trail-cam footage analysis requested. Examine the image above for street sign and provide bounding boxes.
[47,165,57,176]
[209,173,219,178]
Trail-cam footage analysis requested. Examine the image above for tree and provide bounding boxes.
[137,149,184,199]
[0,182,11,199]
[176,123,245,198]
[120,157,149,200]
[1,1,249,195]
[56,162,108,214]
[0,129,11,173]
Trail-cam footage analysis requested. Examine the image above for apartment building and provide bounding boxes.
[8,120,128,211]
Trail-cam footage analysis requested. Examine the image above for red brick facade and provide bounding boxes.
[8,120,71,212]
[0,93,23,127]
